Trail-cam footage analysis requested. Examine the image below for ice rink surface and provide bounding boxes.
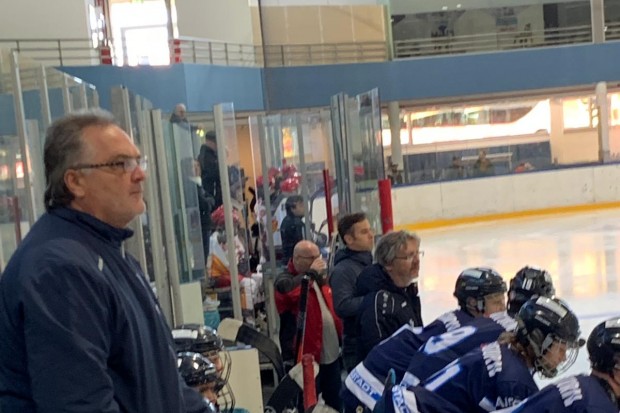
[415,207,620,387]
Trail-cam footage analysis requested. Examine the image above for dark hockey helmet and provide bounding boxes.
[177,352,223,413]
[587,317,620,375]
[516,296,584,378]
[507,266,555,317]
[172,324,234,411]
[454,267,507,314]
[177,351,221,388]
[173,324,224,354]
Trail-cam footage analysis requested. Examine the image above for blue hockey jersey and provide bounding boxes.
[380,384,462,413]
[342,309,473,411]
[502,374,619,413]
[403,311,517,386]
[421,342,538,412]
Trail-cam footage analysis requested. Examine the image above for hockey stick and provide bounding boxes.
[295,274,311,363]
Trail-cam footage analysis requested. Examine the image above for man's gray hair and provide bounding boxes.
[374,230,421,267]
[44,108,117,211]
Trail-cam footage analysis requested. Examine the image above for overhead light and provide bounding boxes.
[457,4,462,8]
[441,6,448,10]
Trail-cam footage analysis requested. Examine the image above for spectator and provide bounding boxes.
[280,195,305,264]
[0,109,209,412]
[329,212,374,372]
[274,240,342,410]
[355,230,423,362]
[198,130,223,209]
[473,149,495,176]
[446,155,464,179]
[170,103,191,129]
[388,162,404,185]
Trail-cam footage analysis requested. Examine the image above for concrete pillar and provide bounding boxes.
[596,81,610,162]
[388,101,402,167]
[549,98,564,165]
[591,0,605,43]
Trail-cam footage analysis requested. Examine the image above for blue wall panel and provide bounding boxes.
[60,65,188,111]
[265,42,620,110]
[58,41,620,113]
[182,64,264,112]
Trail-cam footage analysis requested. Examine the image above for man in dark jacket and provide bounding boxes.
[279,195,305,264]
[355,230,423,362]
[329,212,374,372]
[0,110,209,413]
[198,131,222,210]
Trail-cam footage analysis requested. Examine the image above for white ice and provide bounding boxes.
[415,208,620,387]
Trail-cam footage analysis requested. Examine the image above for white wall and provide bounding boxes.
[392,164,620,227]
[176,0,254,44]
[0,0,92,39]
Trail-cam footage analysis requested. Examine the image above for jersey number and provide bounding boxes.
[423,325,477,355]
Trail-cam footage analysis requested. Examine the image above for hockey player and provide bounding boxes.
[498,317,620,412]
[177,352,222,412]
[417,296,584,412]
[343,266,507,412]
[402,265,555,386]
[507,266,555,317]
[172,324,235,412]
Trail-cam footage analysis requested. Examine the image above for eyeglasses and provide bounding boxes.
[296,255,320,260]
[394,251,424,261]
[72,156,147,174]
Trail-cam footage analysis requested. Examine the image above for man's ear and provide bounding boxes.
[343,233,353,246]
[64,169,86,199]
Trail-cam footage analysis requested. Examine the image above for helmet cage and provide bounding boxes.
[517,297,582,378]
[530,333,580,378]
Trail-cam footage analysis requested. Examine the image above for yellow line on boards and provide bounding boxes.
[395,201,620,231]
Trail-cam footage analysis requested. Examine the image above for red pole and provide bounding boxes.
[302,354,317,411]
[322,169,334,241]
[378,179,393,233]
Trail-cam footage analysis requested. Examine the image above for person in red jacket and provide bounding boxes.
[275,240,343,411]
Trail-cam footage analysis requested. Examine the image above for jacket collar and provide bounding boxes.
[51,207,134,247]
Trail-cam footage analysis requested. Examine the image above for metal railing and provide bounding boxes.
[2,23,618,69]
[0,38,100,66]
[394,24,592,58]
[262,42,388,66]
[173,37,388,67]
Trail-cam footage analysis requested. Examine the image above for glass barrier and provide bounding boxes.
[212,102,252,322]
[379,90,616,187]
[164,121,205,284]
[331,89,385,235]
[0,52,99,271]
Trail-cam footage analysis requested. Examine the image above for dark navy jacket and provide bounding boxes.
[421,342,538,412]
[355,263,423,362]
[0,208,208,413]
[329,248,373,337]
[403,311,517,386]
[506,374,620,413]
[342,309,472,411]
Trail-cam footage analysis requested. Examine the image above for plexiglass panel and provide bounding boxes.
[331,89,385,236]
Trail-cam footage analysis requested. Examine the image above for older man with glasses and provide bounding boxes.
[274,240,343,411]
[0,109,211,413]
[354,230,424,363]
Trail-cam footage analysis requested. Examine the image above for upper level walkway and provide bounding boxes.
[1,21,618,68]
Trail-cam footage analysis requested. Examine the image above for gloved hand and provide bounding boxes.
[372,369,396,413]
